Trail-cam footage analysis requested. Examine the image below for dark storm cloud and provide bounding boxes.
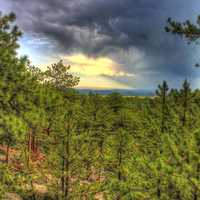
[2,0,200,88]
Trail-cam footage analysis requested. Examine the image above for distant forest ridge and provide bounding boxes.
[77,89,155,96]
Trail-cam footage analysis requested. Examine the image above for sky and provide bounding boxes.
[1,0,200,90]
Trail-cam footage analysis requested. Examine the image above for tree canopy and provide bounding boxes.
[1,11,200,200]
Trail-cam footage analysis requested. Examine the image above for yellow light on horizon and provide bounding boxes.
[64,53,134,77]
[34,53,134,89]
[77,75,132,90]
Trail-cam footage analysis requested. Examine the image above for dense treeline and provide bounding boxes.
[1,12,200,200]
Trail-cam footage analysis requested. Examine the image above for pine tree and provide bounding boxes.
[42,60,79,200]
[155,81,170,199]
[180,79,192,126]
[44,60,79,90]
[156,81,169,133]
[0,113,26,163]
[105,108,134,199]
[165,16,200,43]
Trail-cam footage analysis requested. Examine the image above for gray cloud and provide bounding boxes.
[1,0,200,88]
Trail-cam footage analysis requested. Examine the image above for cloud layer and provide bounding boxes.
[1,0,200,89]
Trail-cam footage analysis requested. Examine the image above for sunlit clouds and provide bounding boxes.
[63,54,134,89]
[77,75,132,89]
[2,0,200,89]
[64,54,134,77]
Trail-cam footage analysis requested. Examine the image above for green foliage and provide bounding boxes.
[165,16,200,42]
[1,11,200,200]
[0,112,26,146]
[44,60,80,90]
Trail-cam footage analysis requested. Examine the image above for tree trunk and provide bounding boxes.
[118,143,122,181]
[183,91,187,126]
[61,142,66,200]
[27,130,32,168]
[158,90,166,199]
[47,126,51,136]
[98,139,104,181]
[116,138,122,200]
[157,179,161,199]
[5,144,10,164]
[193,192,198,200]
[56,180,59,200]
[161,90,166,133]
[176,190,181,200]
[31,134,35,153]
[64,117,70,200]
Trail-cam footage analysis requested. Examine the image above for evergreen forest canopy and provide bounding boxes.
[1,12,200,200]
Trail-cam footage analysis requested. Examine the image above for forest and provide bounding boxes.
[1,12,200,200]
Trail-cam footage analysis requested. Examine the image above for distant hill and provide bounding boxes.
[77,89,155,96]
